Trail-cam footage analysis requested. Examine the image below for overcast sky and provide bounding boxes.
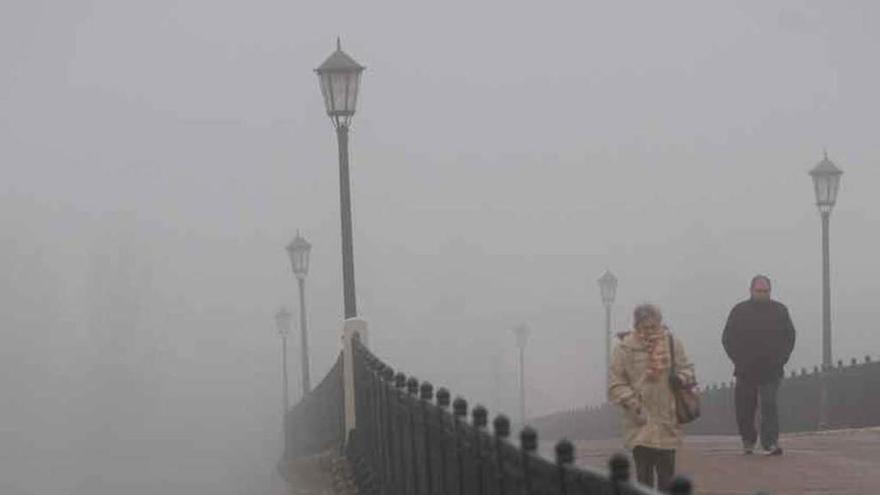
[3,1,880,494]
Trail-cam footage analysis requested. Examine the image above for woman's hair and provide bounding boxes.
[633,303,662,328]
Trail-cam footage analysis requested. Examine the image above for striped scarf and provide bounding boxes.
[637,326,671,382]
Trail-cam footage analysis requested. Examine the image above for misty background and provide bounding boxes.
[3,1,880,494]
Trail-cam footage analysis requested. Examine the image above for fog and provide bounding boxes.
[3,1,880,494]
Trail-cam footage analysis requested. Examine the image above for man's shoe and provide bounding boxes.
[764,445,783,456]
[742,441,756,455]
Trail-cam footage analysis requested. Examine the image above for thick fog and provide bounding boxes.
[3,1,880,494]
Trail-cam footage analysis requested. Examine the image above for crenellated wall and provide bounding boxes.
[532,355,880,442]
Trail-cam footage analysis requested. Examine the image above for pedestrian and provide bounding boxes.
[609,303,696,492]
[722,275,796,456]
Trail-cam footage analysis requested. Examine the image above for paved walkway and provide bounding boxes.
[574,428,880,494]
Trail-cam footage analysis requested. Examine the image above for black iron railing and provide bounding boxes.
[284,352,345,459]
[346,337,691,495]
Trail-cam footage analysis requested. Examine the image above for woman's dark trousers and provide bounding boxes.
[633,446,676,492]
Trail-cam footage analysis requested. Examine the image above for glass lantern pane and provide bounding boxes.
[346,72,361,113]
[330,72,351,114]
[320,73,334,115]
[813,177,824,204]
[606,285,617,301]
[828,174,841,204]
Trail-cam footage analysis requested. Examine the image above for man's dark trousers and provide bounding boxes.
[735,377,781,449]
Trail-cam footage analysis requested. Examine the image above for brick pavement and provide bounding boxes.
[573,427,880,494]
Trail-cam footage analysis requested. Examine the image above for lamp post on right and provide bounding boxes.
[597,269,618,386]
[513,324,530,425]
[809,151,843,369]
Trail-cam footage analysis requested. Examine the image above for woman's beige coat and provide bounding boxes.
[607,331,696,450]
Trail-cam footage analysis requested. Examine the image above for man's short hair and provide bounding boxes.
[750,275,772,290]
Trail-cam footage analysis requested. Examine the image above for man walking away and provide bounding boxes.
[722,275,796,456]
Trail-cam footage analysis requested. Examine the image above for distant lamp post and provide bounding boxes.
[598,269,618,386]
[274,306,293,419]
[513,324,530,425]
[286,231,313,394]
[316,38,365,319]
[809,151,843,369]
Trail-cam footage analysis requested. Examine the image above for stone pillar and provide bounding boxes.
[342,317,368,442]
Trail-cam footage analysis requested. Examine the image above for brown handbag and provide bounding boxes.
[668,334,701,424]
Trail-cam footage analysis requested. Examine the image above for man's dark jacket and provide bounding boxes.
[722,299,796,383]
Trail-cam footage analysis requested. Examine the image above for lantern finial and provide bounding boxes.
[337,37,341,51]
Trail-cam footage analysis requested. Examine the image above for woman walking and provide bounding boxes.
[608,304,696,492]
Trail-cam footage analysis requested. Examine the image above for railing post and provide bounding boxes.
[519,427,537,495]
[371,363,385,492]
[472,406,488,495]
[554,440,574,495]
[453,398,469,495]
[342,317,369,443]
[421,382,435,495]
[609,453,630,495]
[381,367,396,494]
[394,373,408,495]
[492,415,511,495]
[436,388,452,495]
[408,377,422,495]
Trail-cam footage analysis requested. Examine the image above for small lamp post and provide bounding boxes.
[513,324,530,425]
[274,306,293,418]
[810,151,842,430]
[598,269,618,386]
[286,231,313,394]
[809,151,843,369]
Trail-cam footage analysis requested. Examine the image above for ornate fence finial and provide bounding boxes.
[406,377,419,395]
[520,426,537,453]
[453,397,468,419]
[420,381,434,401]
[669,476,693,495]
[555,439,574,465]
[382,367,394,381]
[609,453,630,483]
[472,405,488,428]
[436,387,450,408]
[394,372,406,389]
[493,414,511,439]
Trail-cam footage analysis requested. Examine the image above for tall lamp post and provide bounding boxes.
[274,306,293,422]
[513,324,529,425]
[287,231,312,394]
[809,151,843,369]
[315,39,365,319]
[598,269,618,386]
